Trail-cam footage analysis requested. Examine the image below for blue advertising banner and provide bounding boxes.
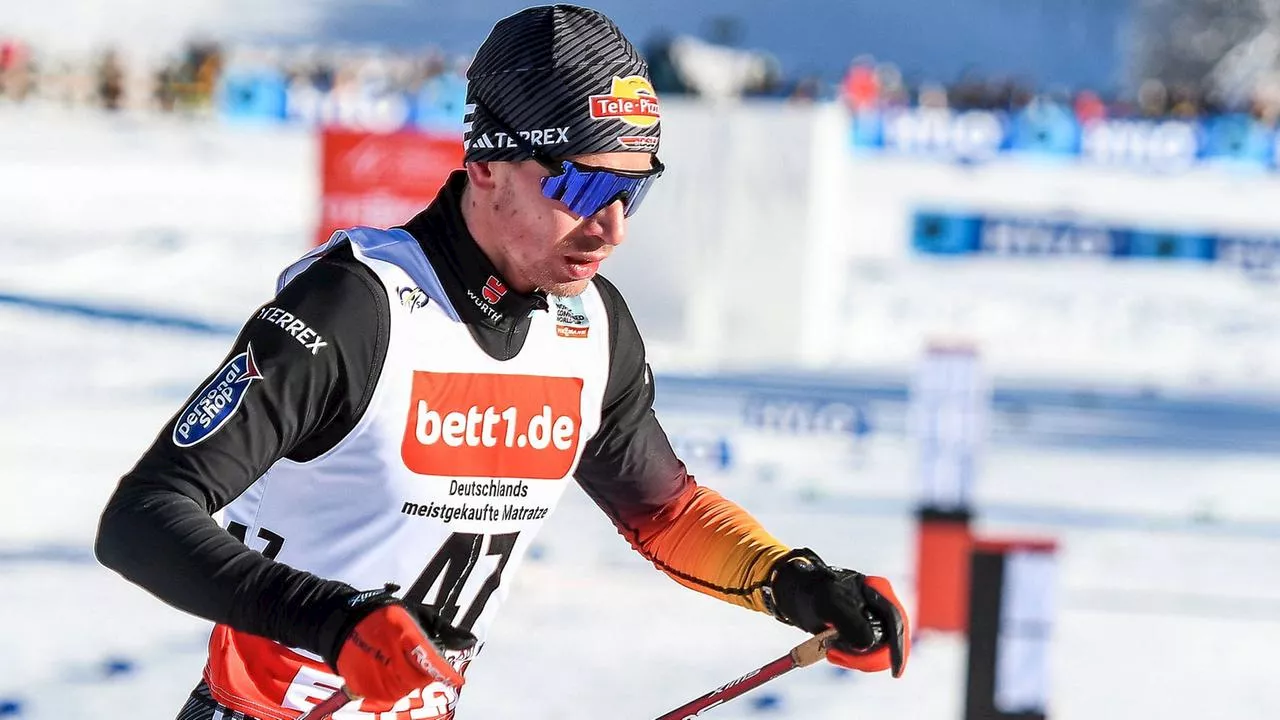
[413,75,468,132]
[856,107,1280,172]
[216,76,467,133]
[216,70,289,123]
[912,209,1280,273]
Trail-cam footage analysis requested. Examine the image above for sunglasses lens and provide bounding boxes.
[540,171,570,202]
[541,162,659,218]
[621,177,655,217]
[572,173,628,216]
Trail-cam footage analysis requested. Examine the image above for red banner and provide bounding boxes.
[317,128,463,245]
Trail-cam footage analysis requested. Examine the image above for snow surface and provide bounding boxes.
[2,108,1279,720]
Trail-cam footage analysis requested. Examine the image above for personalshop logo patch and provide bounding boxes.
[401,372,583,479]
[173,345,264,447]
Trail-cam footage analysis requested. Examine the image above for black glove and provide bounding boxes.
[766,549,910,677]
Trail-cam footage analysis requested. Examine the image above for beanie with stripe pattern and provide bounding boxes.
[463,4,661,162]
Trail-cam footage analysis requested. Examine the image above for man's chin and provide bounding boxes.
[543,278,592,297]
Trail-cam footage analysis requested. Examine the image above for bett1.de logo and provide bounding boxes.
[401,372,583,479]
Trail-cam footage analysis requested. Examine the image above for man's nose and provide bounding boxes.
[585,198,627,246]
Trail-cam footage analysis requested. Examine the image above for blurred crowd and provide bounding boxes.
[0,38,472,114]
[840,55,1280,126]
[0,37,462,114]
[0,33,826,115]
[5,33,1280,126]
[229,43,471,101]
[0,37,224,112]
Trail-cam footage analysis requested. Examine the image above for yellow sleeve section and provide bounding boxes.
[620,485,791,613]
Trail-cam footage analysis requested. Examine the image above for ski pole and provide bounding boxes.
[652,628,838,720]
[297,685,355,720]
[302,627,851,720]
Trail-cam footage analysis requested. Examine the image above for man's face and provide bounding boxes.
[483,152,653,297]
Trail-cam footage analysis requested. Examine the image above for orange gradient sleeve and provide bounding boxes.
[606,482,791,613]
[576,278,791,613]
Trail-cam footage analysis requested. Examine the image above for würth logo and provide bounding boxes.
[481,276,507,305]
[401,372,584,479]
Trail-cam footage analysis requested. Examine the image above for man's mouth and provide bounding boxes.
[563,253,606,280]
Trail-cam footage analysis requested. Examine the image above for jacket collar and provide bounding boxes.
[398,171,549,329]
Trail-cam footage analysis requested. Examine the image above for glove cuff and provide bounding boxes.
[764,548,829,629]
[319,583,403,670]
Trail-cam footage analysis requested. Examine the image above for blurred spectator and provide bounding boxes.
[0,38,33,101]
[918,81,948,109]
[1006,80,1036,112]
[1167,82,1202,117]
[786,75,824,103]
[97,49,125,111]
[1073,89,1108,123]
[876,62,909,107]
[842,55,879,110]
[950,70,987,110]
[1137,78,1169,117]
[193,42,223,102]
[154,62,177,112]
[1251,75,1280,126]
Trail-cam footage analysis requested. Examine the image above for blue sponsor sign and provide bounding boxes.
[976,216,1122,258]
[414,75,468,132]
[1010,103,1080,157]
[856,107,1280,173]
[912,212,982,255]
[742,396,872,437]
[1078,119,1200,172]
[868,108,1010,162]
[217,71,288,122]
[1126,231,1216,260]
[1216,235,1280,273]
[912,209,1280,273]
[212,63,471,133]
[1201,114,1272,170]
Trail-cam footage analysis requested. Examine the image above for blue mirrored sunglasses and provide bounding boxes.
[466,96,663,218]
[539,158,664,218]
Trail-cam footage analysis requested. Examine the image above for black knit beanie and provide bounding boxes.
[463,4,661,161]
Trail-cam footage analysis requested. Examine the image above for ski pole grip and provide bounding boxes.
[791,627,839,667]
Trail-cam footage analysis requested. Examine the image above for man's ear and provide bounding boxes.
[465,161,498,191]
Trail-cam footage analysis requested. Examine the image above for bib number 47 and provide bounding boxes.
[403,531,519,633]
